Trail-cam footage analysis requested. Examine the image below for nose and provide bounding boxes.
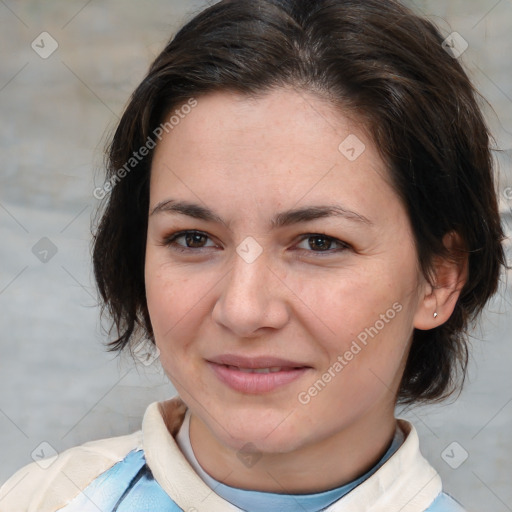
[211,252,290,338]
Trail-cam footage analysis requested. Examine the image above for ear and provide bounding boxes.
[413,232,468,330]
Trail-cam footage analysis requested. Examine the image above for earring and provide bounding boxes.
[433,312,438,318]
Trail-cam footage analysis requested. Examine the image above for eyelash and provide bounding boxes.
[161,230,350,256]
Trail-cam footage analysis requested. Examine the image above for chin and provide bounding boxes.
[205,405,315,455]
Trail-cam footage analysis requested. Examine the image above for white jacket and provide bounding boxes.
[0,396,465,511]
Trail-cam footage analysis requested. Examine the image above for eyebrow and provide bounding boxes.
[150,199,373,227]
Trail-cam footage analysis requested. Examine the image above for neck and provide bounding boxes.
[187,407,397,494]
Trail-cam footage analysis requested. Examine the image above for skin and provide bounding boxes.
[145,88,465,493]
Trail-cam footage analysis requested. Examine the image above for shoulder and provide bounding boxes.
[426,492,467,512]
[0,430,142,512]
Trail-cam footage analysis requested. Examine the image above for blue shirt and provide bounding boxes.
[59,408,466,512]
[59,448,466,511]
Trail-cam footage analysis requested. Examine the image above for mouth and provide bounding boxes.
[225,365,292,374]
[207,355,312,394]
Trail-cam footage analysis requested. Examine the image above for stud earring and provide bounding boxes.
[433,312,438,318]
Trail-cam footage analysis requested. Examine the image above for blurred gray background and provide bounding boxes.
[0,1,511,510]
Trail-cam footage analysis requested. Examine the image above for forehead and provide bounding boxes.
[149,88,400,227]
[154,88,372,167]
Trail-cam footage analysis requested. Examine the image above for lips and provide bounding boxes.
[207,354,311,394]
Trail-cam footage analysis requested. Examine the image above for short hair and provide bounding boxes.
[92,0,507,405]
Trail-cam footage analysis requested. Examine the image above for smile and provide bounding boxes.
[207,361,311,394]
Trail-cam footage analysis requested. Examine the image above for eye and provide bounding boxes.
[295,234,349,254]
[162,230,218,251]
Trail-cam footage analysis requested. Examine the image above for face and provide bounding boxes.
[145,88,428,455]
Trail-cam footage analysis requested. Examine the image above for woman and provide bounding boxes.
[0,0,506,510]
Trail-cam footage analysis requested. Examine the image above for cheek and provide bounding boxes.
[144,251,219,361]
[145,254,192,344]
[145,269,196,383]
[286,264,401,341]
[286,261,417,386]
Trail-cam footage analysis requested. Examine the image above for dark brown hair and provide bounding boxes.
[93,0,506,404]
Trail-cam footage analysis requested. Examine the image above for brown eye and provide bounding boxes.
[185,232,208,248]
[308,235,334,251]
[295,234,349,254]
[163,230,217,252]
